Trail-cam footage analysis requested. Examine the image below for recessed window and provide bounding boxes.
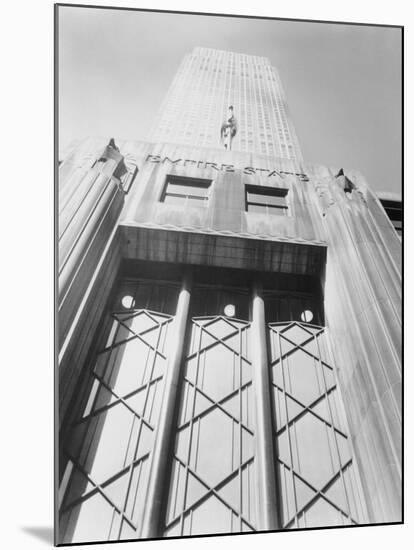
[161,175,212,208]
[245,185,289,216]
[379,198,402,237]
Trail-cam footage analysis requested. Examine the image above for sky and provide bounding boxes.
[58,6,402,195]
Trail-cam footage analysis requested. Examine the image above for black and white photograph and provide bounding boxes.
[54,2,402,546]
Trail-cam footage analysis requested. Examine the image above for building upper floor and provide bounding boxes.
[59,137,400,257]
[149,47,303,160]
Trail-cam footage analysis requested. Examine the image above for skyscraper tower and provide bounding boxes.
[150,47,303,160]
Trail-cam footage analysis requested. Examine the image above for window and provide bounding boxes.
[59,268,367,542]
[379,198,402,237]
[161,175,212,207]
[268,321,365,528]
[245,185,289,216]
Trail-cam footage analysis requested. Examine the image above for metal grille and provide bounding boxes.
[164,315,257,536]
[59,309,173,543]
[268,321,367,528]
[59,275,367,542]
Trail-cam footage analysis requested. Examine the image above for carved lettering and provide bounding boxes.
[267,170,283,178]
[205,162,220,171]
[162,157,182,165]
[243,167,256,175]
[144,156,309,181]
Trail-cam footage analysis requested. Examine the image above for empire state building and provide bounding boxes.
[57,43,401,545]
[150,47,303,160]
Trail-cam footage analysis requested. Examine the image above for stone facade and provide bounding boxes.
[57,136,401,542]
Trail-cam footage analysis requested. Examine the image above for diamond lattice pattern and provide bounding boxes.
[269,322,366,528]
[164,316,256,537]
[59,310,173,543]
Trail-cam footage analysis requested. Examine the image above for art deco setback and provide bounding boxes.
[57,135,401,543]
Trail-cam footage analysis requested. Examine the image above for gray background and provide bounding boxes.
[58,7,402,195]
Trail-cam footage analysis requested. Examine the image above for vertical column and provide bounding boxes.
[322,181,401,522]
[251,281,279,530]
[58,141,127,348]
[140,271,192,538]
